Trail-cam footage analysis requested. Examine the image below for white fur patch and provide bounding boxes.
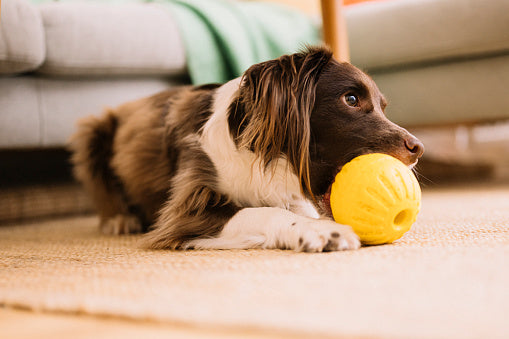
[199,78,317,217]
[187,207,360,252]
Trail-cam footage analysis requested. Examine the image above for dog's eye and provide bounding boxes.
[344,94,359,107]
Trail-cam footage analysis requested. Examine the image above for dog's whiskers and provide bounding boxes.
[411,165,434,187]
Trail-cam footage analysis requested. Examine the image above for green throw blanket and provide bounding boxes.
[163,0,320,84]
[30,0,320,84]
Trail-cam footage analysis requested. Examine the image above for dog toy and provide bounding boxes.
[330,153,421,245]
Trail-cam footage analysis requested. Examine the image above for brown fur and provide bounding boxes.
[69,86,225,236]
[69,110,133,232]
[229,47,332,200]
[141,135,239,249]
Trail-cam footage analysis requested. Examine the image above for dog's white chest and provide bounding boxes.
[200,78,304,209]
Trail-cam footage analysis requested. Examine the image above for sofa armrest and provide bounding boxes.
[0,0,45,74]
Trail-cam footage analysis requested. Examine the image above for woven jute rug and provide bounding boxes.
[1,185,508,339]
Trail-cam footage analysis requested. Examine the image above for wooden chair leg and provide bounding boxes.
[320,0,350,62]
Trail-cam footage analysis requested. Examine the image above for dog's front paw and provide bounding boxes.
[100,214,142,235]
[295,220,360,252]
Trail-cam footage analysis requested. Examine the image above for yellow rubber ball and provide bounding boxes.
[330,153,421,245]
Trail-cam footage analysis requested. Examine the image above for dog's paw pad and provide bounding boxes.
[295,220,360,252]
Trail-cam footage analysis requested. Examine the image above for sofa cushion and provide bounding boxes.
[346,0,509,70]
[0,0,45,74]
[37,2,186,76]
[0,76,184,148]
[374,54,509,126]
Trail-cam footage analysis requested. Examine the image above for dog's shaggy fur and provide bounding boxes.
[70,46,423,252]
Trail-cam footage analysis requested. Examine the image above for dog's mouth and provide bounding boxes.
[315,161,349,218]
[317,184,334,218]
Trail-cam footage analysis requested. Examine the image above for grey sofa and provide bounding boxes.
[346,0,509,127]
[1,0,509,149]
[1,0,188,148]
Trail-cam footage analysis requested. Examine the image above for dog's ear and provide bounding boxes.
[236,46,332,198]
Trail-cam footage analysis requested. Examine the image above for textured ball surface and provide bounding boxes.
[330,153,421,245]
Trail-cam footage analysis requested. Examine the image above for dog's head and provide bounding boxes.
[230,46,424,202]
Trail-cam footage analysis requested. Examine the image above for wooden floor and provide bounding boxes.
[0,307,305,339]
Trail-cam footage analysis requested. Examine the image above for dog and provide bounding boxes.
[70,46,424,252]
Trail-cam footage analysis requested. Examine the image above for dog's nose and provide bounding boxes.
[405,137,424,159]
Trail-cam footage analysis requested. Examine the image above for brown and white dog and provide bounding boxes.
[70,46,423,252]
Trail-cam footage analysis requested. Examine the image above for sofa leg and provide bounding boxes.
[320,0,350,62]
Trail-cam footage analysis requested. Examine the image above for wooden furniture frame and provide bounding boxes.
[320,0,350,62]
